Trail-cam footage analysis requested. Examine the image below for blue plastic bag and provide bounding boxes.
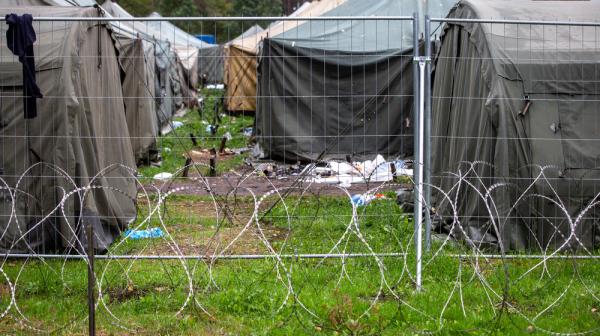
[124,227,164,240]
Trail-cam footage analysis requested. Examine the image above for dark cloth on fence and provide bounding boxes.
[5,13,43,119]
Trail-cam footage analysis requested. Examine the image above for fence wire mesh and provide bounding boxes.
[0,8,596,335]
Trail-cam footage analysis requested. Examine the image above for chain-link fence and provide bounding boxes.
[0,1,598,334]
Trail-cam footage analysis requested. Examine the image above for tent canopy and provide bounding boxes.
[255,0,456,161]
[0,6,137,253]
[225,0,347,112]
[101,0,182,128]
[230,0,347,54]
[430,0,600,250]
[2,0,96,5]
[146,12,216,50]
[272,0,455,53]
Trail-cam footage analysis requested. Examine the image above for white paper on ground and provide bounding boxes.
[310,155,412,185]
[153,172,173,181]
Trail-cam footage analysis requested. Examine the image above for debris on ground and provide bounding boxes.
[250,143,266,159]
[205,124,217,134]
[310,155,412,185]
[124,227,164,240]
[186,148,235,161]
[246,155,412,185]
[242,127,253,137]
[153,172,173,181]
[351,193,387,206]
[205,84,224,89]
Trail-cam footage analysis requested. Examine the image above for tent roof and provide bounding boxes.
[101,0,172,44]
[230,0,347,54]
[456,0,600,21]
[0,6,99,70]
[2,0,96,5]
[228,24,263,45]
[147,12,216,49]
[272,0,456,53]
[445,0,600,93]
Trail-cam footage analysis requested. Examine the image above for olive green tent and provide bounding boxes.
[431,0,600,250]
[0,6,137,253]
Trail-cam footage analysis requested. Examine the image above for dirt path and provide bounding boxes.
[142,174,408,197]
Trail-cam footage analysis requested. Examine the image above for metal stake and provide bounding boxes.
[209,148,217,177]
[87,225,96,336]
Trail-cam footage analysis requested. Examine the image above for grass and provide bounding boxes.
[138,88,254,181]
[0,194,598,335]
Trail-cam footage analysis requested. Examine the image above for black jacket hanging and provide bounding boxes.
[5,13,43,119]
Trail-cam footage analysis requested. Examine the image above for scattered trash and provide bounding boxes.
[224,132,233,141]
[232,147,250,155]
[205,84,224,90]
[171,121,184,129]
[124,227,164,240]
[162,147,171,153]
[351,193,387,206]
[153,172,173,181]
[250,143,266,159]
[310,155,413,185]
[201,120,209,125]
[205,124,217,134]
[242,127,253,137]
[258,163,274,177]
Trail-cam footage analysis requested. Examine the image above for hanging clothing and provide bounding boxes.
[5,13,43,119]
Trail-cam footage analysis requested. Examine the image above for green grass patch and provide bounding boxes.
[1,195,598,334]
[138,88,253,181]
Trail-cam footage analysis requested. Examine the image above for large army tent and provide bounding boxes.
[0,6,137,253]
[110,28,160,163]
[203,24,264,85]
[224,0,346,113]
[431,0,600,250]
[101,0,181,129]
[217,24,264,87]
[25,0,161,161]
[146,12,220,103]
[255,0,455,162]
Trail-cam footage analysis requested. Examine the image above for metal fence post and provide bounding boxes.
[87,225,96,336]
[424,15,432,252]
[412,13,424,291]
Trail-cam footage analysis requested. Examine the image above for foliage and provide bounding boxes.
[114,0,284,43]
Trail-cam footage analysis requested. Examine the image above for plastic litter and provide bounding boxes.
[205,125,216,133]
[153,172,173,181]
[311,155,413,185]
[351,193,387,206]
[242,127,253,137]
[224,132,233,141]
[250,143,265,159]
[205,84,224,90]
[124,227,164,240]
[172,121,184,129]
